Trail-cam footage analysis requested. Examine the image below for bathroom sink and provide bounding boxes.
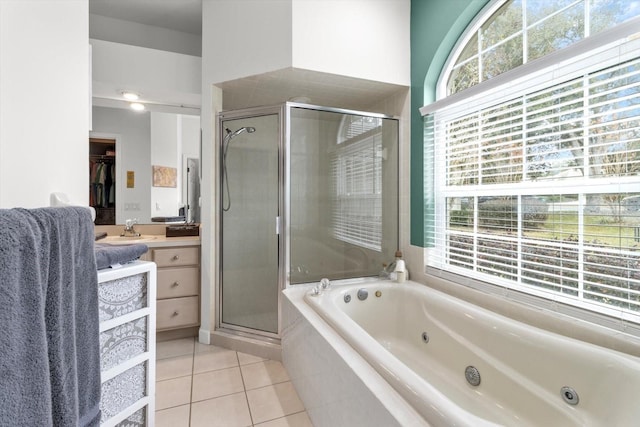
[101,235,158,244]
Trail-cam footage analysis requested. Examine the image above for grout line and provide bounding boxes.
[156,373,194,383]
[190,389,246,405]
[243,378,291,393]
[192,362,242,376]
[189,336,195,426]
[254,410,308,427]
[245,380,292,393]
[239,359,267,367]
[236,351,255,426]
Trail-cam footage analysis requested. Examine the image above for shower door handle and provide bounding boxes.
[275,216,281,235]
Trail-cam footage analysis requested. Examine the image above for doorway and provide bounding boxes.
[89,137,117,225]
[219,107,282,337]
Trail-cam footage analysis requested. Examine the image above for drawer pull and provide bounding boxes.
[172,255,180,261]
[172,311,180,317]
[171,281,180,288]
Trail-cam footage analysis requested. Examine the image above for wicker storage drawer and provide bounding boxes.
[98,262,156,426]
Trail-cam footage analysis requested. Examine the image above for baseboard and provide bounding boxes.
[210,329,282,361]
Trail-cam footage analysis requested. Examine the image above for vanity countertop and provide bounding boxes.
[95,224,201,248]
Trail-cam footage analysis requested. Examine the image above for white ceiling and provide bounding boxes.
[89,0,202,35]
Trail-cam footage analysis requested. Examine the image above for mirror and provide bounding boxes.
[90,105,200,224]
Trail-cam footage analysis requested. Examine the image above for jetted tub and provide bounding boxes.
[301,280,640,427]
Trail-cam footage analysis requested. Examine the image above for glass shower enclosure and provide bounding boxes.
[218,103,398,339]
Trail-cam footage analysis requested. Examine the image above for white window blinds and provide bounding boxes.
[332,124,383,251]
[426,35,640,321]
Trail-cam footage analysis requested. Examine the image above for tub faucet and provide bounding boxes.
[320,277,331,291]
[310,278,331,296]
[380,262,396,279]
[121,218,140,237]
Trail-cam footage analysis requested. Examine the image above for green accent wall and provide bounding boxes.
[410,0,490,246]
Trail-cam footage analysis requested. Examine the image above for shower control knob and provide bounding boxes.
[320,278,331,290]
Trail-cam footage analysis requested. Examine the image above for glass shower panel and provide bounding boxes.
[221,114,279,334]
[289,107,398,284]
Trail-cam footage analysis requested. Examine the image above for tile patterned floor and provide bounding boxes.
[155,338,313,427]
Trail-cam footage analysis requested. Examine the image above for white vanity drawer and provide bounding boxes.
[152,247,199,267]
[156,296,199,330]
[157,267,199,299]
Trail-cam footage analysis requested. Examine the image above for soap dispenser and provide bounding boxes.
[394,251,409,283]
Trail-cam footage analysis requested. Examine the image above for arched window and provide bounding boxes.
[445,0,640,95]
[422,0,640,325]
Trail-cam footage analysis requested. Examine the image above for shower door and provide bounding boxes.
[219,109,281,337]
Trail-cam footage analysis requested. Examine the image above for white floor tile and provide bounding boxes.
[157,337,195,360]
[156,376,192,410]
[155,404,190,427]
[246,382,305,425]
[193,347,239,374]
[155,339,310,427]
[192,366,245,402]
[156,354,193,381]
[190,392,252,427]
[241,360,290,390]
[238,351,267,366]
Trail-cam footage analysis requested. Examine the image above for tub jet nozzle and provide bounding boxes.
[465,366,481,386]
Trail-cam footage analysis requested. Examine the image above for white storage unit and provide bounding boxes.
[97,261,156,427]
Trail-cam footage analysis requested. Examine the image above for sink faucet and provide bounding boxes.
[121,218,140,237]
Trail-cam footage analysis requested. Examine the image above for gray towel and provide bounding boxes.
[94,243,148,270]
[0,207,101,427]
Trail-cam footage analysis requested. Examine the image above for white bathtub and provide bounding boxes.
[296,280,640,427]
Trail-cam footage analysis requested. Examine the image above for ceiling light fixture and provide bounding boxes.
[122,91,140,101]
[130,102,145,111]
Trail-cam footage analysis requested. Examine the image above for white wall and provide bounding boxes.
[201,0,231,341]
[180,114,200,208]
[202,0,293,84]
[150,112,180,218]
[0,1,89,208]
[292,0,410,85]
[91,106,151,223]
[202,0,409,86]
[91,39,201,108]
[90,14,201,57]
[180,115,200,158]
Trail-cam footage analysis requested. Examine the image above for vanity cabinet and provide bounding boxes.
[149,245,201,331]
[98,261,156,427]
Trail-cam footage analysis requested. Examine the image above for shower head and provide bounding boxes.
[222,125,257,212]
[225,126,256,140]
